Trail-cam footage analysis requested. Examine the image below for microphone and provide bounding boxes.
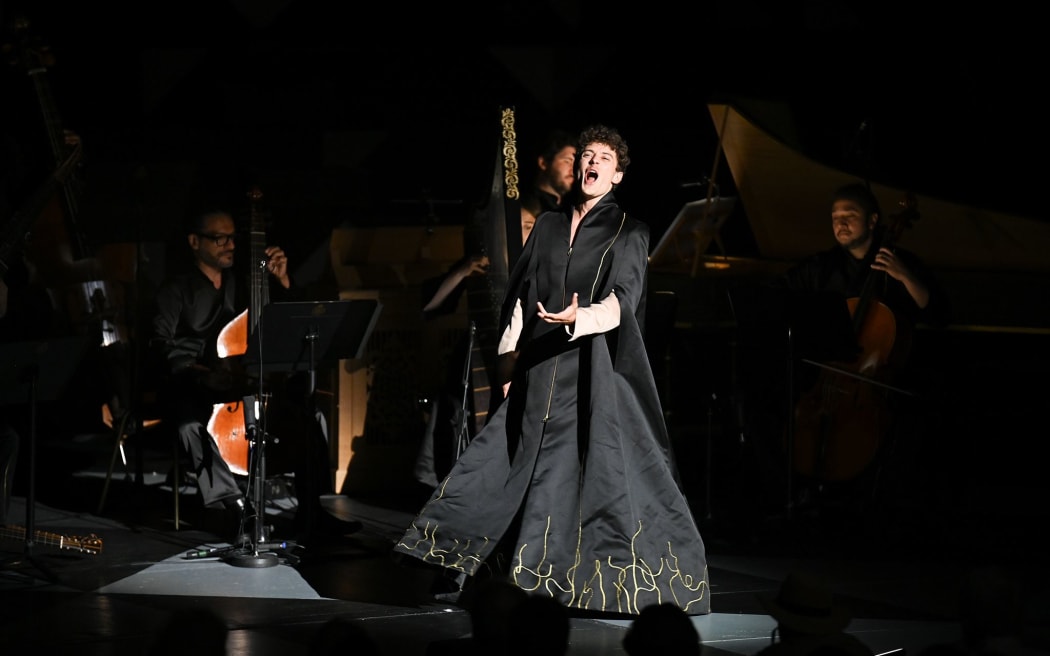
[680,176,711,188]
[681,176,720,196]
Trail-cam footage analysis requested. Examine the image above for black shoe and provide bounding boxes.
[432,589,461,604]
[215,496,255,545]
[429,571,464,604]
[220,494,246,512]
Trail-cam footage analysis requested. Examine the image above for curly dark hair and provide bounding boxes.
[182,207,234,237]
[537,129,576,165]
[831,182,881,218]
[577,124,630,172]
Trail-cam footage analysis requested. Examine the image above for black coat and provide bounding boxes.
[395,192,711,615]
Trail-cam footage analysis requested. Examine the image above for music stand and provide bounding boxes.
[0,336,90,579]
[223,300,381,568]
[649,196,736,276]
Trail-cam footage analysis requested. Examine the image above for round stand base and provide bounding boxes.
[224,549,280,568]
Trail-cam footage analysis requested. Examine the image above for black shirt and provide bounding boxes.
[152,266,297,376]
[771,241,951,330]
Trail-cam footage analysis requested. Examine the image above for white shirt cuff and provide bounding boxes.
[568,291,620,341]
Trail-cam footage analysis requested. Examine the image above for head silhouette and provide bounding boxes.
[623,602,702,656]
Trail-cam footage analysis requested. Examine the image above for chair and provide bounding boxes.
[95,339,186,529]
[97,399,183,529]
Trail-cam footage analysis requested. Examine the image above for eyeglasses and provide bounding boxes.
[197,233,235,247]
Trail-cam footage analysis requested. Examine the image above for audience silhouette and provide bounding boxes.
[754,571,873,656]
[623,602,702,656]
[509,593,571,655]
[426,576,528,655]
[918,564,1045,656]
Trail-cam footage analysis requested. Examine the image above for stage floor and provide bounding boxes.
[1,428,1046,656]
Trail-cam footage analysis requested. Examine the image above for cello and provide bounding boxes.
[791,193,919,484]
[207,186,269,475]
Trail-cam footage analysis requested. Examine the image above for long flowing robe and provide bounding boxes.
[394,193,710,616]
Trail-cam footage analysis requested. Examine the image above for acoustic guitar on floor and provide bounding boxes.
[1,525,103,555]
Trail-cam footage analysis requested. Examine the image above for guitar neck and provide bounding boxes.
[0,525,103,555]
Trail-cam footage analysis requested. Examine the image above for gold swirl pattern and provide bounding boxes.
[501,107,520,200]
[396,478,490,574]
[396,500,709,615]
[511,518,709,615]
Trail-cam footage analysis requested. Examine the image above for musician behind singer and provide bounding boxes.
[732,182,951,524]
[151,207,360,544]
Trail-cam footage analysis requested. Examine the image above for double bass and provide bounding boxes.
[0,140,82,278]
[207,186,269,475]
[6,17,130,348]
[791,193,919,484]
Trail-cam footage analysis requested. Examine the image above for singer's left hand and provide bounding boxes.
[538,293,578,325]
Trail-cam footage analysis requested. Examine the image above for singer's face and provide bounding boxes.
[577,142,623,201]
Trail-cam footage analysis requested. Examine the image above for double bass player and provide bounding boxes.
[151,205,361,546]
[739,181,951,525]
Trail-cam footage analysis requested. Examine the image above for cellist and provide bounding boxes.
[775,183,949,330]
[764,182,951,513]
[151,205,360,545]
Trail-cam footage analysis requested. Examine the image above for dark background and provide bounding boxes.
[3,0,1045,267]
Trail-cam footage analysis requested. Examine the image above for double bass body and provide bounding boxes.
[791,298,904,484]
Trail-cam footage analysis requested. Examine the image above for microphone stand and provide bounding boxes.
[222,392,284,568]
[454,322,475,460]
[216,299,381,567]
[223,321,291,568]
